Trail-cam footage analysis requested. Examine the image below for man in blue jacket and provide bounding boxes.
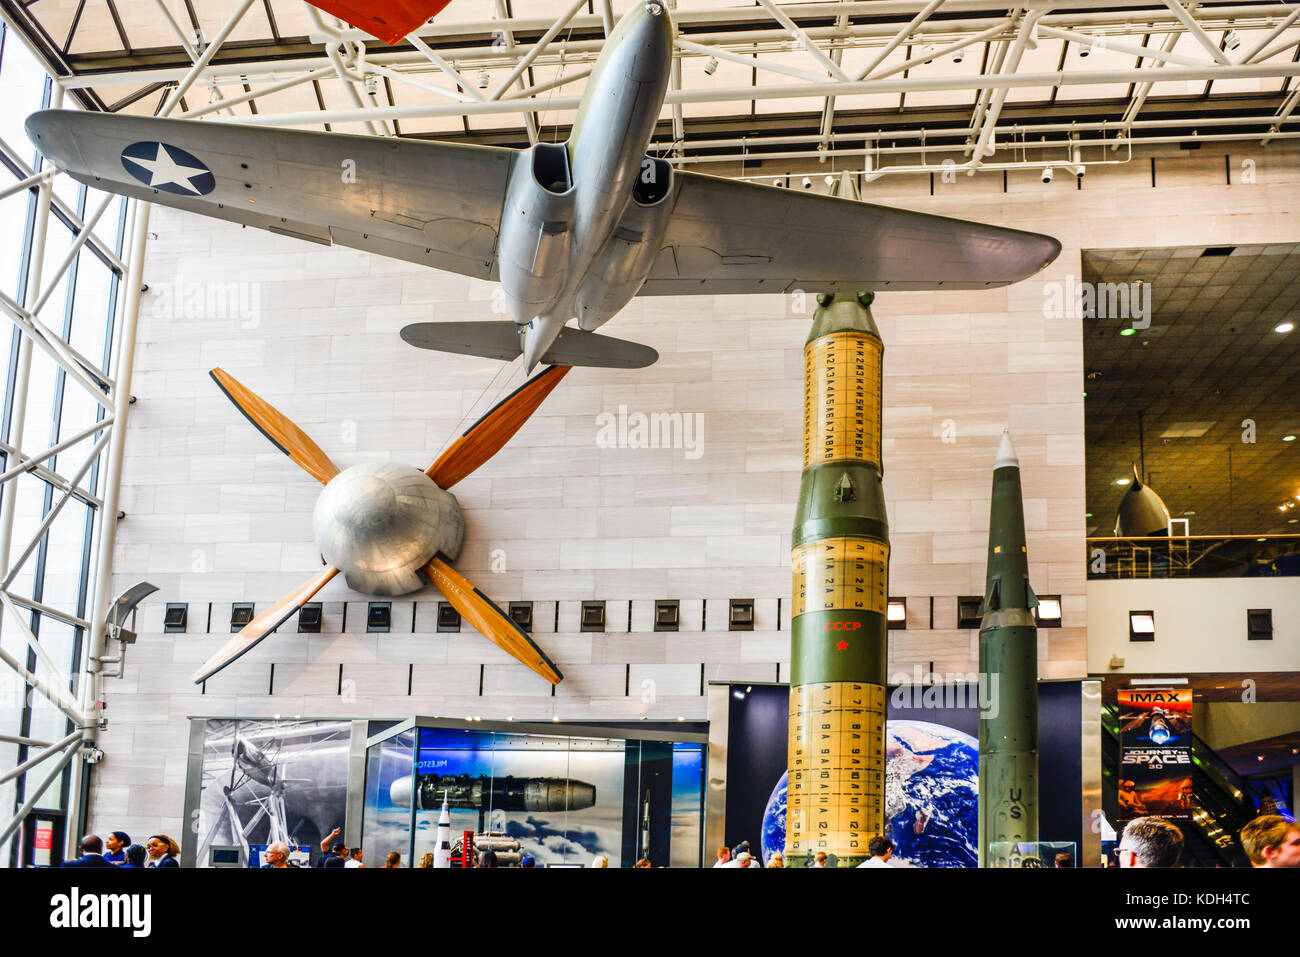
[61,835,117,868]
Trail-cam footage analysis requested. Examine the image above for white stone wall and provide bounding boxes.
[86,141,1300,841]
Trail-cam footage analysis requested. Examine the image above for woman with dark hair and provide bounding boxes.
[123,844,147,868]
[104,831,131,864]
[145,835,180,868]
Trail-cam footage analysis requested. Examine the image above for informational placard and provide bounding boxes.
[1116,688,1193,822]
[33,820,53,867]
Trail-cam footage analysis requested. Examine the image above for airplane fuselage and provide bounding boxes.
[495,0,673,368]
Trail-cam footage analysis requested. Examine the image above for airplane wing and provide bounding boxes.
[640,169,1061,294]
[25,110,512,280]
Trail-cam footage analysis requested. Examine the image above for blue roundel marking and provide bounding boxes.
[120,141,215,196]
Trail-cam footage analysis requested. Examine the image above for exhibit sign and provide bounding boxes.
[1116,688,1193,822]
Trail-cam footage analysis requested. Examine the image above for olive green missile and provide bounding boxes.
[978,431,1040,867]
[786,274,889,868]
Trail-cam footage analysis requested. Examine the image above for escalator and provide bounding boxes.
[1101,705,1255,867]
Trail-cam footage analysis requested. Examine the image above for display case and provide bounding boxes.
[363,718,706,867]
[987,841,1079,868]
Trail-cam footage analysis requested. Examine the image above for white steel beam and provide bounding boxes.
[489,0,588,102]
[1038,25,1212,66]
[0,743,81,855]
[1114,30,1182,148]
[215,59,1300,127]
[1241,6,1300,63]
[407,35,487,102]
[0,85,61,651]
[160,0,257,116]
[1262,86,1300,143]
[676,39,831,84]
[756,0,851,81]
[72,200,151,857]
[1161,0,1233,65]
[492,0,539,144]
[0,291,116,404]
[0,169,54,202]
[28,193,115,318]
[1,432,112,590]
[855,0,948,80]
[0,730,83,786]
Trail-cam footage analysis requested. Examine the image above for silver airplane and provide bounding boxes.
[26,1,1059,371]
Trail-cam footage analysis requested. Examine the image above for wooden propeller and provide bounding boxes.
[192,566,340,684]
[425,556,562,684]
[210,368,340,485]
[426,364,570,489]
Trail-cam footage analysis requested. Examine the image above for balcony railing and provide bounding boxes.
[1086,534,1300,579]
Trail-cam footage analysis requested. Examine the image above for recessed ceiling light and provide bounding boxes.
[1275,321,1294,334]
[1119,328,1136,337]
[1284,435,1296,442]
[1116,478,1131,485]
[1085,512,1093,518]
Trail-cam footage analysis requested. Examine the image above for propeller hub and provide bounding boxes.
[312,462,463,596]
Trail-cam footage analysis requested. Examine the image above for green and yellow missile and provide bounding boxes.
[786,284,888,868]
[978,431,1040,867]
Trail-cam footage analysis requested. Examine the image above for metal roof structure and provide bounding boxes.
[2,0,1299,176]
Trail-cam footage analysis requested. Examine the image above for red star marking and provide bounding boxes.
[836,640,848,651]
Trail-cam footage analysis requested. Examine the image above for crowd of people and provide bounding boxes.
[1112,812,1300,868]
[60,832,180,868]
[706,812,1300,869]
[55,811,1298,868]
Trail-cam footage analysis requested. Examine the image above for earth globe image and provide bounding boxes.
[761,719,979,867]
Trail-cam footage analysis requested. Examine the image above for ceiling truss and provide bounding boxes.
[2,1,1300,174]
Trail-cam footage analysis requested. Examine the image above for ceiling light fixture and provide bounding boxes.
[1275,321,1294,334]
[1116,478,1131,486]
[1119,327,1136,336]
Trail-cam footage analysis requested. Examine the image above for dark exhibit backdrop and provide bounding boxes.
[722,681,1084,861]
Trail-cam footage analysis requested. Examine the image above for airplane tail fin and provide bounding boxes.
[400,321,659,369]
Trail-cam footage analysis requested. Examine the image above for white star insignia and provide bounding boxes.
[124,144,208,194]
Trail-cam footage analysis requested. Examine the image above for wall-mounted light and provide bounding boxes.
[581,600,606,632]
[729,599,755,631]
[437,602,461,633]
[508,602,533,630]
[1034,595,1062,628]
[957,596,983,629]
[298,603,323,633]
[366,601,391,633]
[887,598,907,630]
[1129,610,1155,641]
[1247,608,1273,641]
[654,599,680,632]
[231,603,254,632]
[164,603,188,634]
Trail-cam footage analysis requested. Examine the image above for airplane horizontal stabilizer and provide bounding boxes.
[400,321,658,369]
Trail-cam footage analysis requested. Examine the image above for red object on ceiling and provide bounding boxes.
[307,0,454,45]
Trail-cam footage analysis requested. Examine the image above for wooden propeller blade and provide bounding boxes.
[424,557,562,684]
[210,368,340,485]
[425,364,570,489]
[191,566,339,684]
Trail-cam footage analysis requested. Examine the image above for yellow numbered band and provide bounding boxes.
[791,537,889,619]
[802,331,882,470]
[787,681,886,859]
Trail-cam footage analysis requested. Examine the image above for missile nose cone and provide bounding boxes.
[994,430,1019,470]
